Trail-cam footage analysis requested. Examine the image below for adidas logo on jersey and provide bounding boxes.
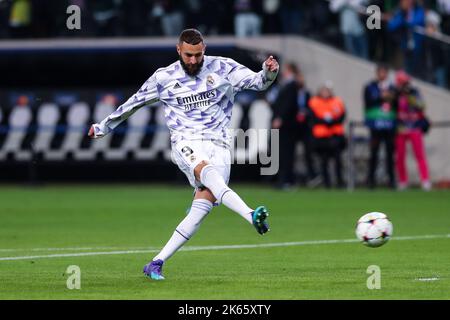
[173,82,181,89]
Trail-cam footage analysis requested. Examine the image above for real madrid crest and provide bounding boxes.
[181,146,193,156]
[207,75,215,86]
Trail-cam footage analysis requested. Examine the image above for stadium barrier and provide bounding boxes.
[0,90,275,182]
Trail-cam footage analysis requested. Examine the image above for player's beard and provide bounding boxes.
[179,56,204,77]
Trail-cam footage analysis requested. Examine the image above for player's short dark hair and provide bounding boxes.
[178,29,204,45]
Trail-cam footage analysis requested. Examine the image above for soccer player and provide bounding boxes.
[88,28,279,280]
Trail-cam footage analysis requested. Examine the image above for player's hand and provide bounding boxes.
[264,55,279,73]
[88,124,106,139]
[88,125,95,139]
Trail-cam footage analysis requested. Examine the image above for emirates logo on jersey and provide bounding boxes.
[176,89,217,112]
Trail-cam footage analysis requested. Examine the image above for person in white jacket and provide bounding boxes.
[330,0,369,59]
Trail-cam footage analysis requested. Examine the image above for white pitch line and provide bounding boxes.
[0,246,159,253]
[0,249,160,261]
[0,234,449,262]
[1,234,448,253]
[415,277,440,282]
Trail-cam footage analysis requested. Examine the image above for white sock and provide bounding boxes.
[200,165,253,224]
[153,199,213,262]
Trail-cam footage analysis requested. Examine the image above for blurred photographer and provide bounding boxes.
[394,70,431,191]
[364,64,397,189]
[271,62,301,189]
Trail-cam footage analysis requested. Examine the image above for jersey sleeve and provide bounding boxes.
[226,58,278,93]
[92,74,160,137]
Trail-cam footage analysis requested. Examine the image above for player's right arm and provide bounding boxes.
[88,74,160,138]
[226,56,279,93]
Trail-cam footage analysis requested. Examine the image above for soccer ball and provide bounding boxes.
[355,212,393,248]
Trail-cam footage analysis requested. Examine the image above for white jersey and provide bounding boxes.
[93,55,278,147]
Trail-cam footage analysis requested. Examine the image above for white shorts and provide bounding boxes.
[171,140,231,190]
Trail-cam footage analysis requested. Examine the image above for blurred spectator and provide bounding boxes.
[295,70,317,185]
[234,0,262,37]
[271,64,317,187]
[309,82,346,188]
[424,9,449,87]
[0,0,447,91]
[262,0,281,34]
[367,0,390,62]
[184,0,225,35]
[393,70,431,191]
[271,63,301,189]
[120,0,152,36]
[31,0,70,38]
[388,0,426,78]
[364,64,397,189]
[279,0,302,34]
[437,0,450,34]
[155,0,185,36]
[0,0,12,38]
[8,0,32,38]
[183,0,201,29]
[306,1,336,41]
[330,0,369,59]
[90,0,122,37]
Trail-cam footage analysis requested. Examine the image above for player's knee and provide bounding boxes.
[194,161,209,181]
[195,187,216,203]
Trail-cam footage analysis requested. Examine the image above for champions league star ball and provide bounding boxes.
[355,212,393,248]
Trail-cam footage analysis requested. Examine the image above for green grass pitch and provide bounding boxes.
[0,184,449,299]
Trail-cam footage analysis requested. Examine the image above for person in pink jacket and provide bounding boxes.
[394,70,431,191]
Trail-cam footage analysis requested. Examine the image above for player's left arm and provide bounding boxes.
[228,55,279,92]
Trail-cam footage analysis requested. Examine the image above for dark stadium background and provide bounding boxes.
[0,44,269,182]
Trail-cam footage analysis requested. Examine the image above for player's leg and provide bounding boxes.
[143,193,214,280]
[193,160,250,224]
[194,187,216,202]
[194,160,270,235]
[143,143,215,280]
